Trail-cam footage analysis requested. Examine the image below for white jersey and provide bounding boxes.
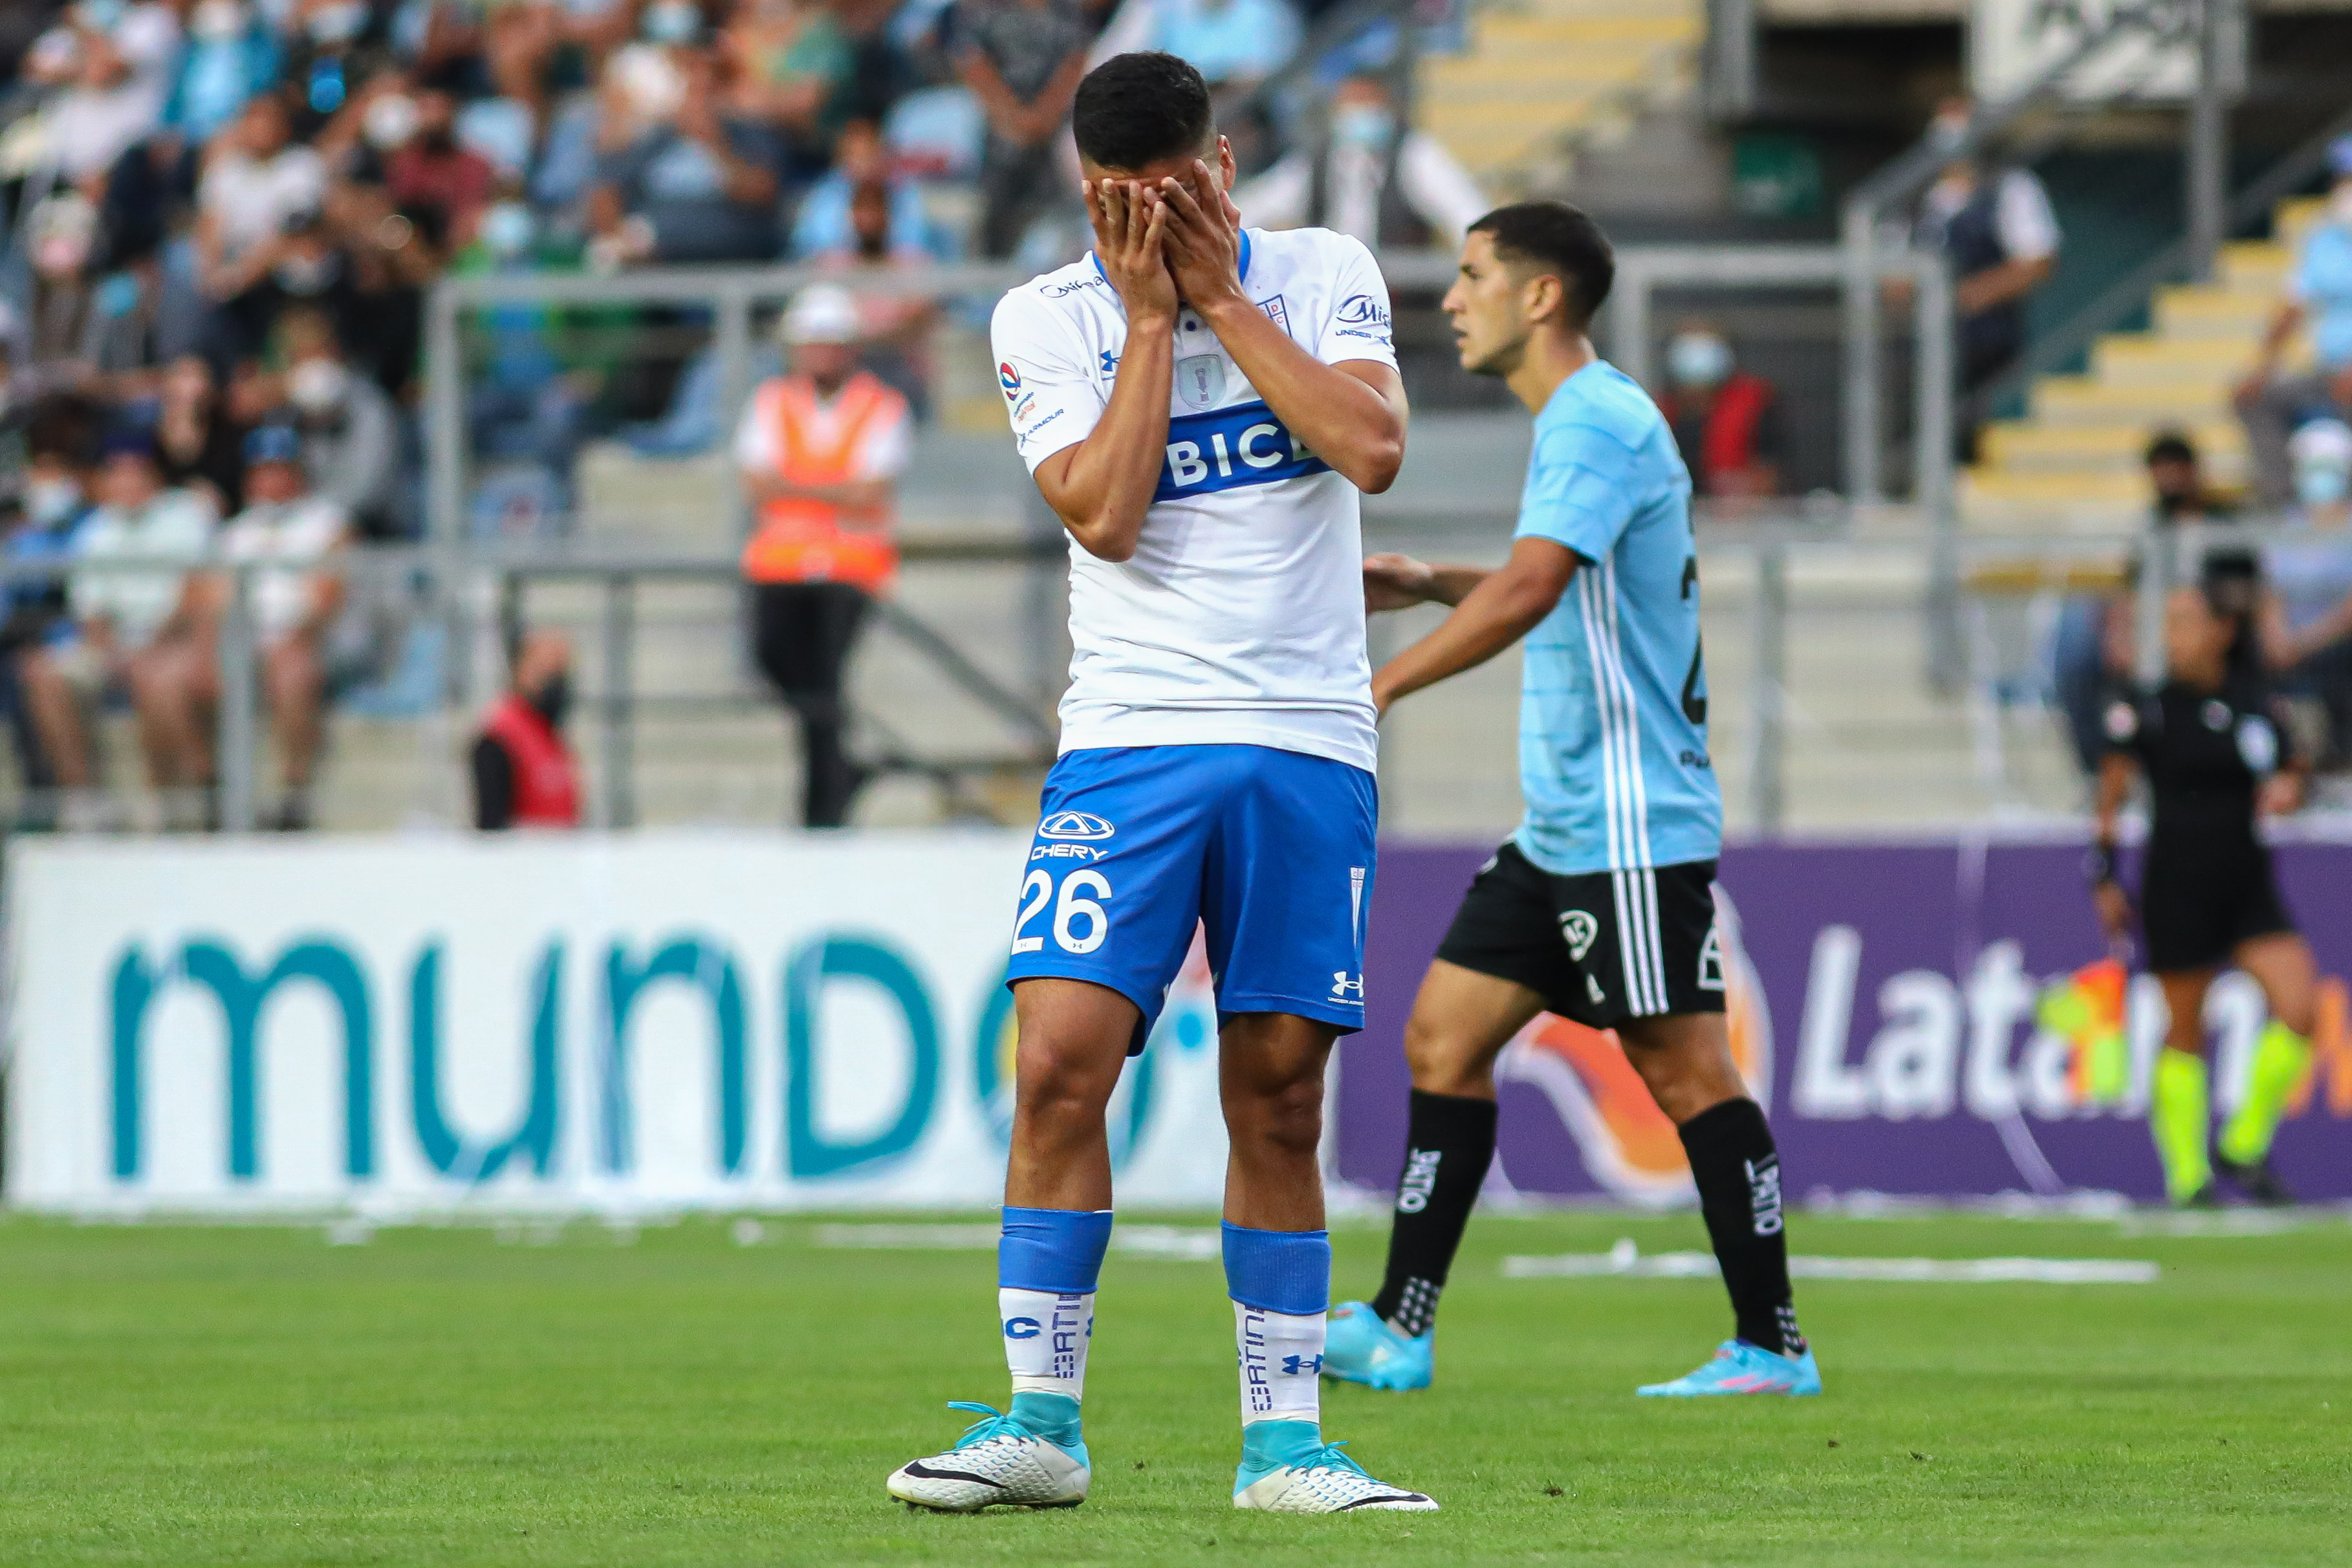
[990,226,1398,773]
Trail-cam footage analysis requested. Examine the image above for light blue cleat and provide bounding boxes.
[885,1393,1091,1510]
[1637,1340,1822,1398]
[1320,1300,1433,1391]
[1232,1419,1437,1512]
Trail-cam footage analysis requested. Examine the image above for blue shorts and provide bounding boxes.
[1006,745,1378,1051]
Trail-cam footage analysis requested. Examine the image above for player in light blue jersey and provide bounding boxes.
[1323,202,1818,1399]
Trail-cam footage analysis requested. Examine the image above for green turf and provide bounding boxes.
[2,1208,2349,1566]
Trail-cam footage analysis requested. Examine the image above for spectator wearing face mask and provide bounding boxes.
[3,411,103,822]
[1232,73,1485,250]
[280,309,405,539]
[204,424,354,831]
[588,27,789,265]
[455,197,591,518]
[2253,421,2352,763]
[2236,138,2352,513]
[471,629,582,829]
[162,0,284,146]
[1653,323,1784,502]
[1908,94,2060,461]
[47,430,221,823]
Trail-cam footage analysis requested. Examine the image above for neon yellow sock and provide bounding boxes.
[2219,1022,2313,1166]
[2151,1048,2212,1203]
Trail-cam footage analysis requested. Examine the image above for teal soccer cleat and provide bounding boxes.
[1232,1420,1437,1512]
[1320,1300,1433,1391]
[1637,1340,1822,1397]
[885,1395,1091,1511]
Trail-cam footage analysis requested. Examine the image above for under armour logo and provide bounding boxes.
[1332,972,1364,999]
[1281,1353,1323,1375]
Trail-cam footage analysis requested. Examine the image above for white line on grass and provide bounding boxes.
[1503,1239,2157,1284]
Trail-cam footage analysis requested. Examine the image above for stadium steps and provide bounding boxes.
[1961,196,2327,532]
[1417,0,1701,192]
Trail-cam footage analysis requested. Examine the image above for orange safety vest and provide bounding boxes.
[739,372,907,592]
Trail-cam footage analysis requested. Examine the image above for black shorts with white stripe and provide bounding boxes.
[1432,844,1725,1029]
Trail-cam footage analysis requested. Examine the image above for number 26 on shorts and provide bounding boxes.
[1011,868,1113,955]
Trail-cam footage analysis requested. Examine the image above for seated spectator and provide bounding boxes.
[208,425,352,831]
[1142,0,1299,92]
[1655,322,1785,502]
[195,91,331,362]
[42,28,164,193]
[788,117,945,262]
[737,286,909,827]
[471,629,581,829]
[3,413,103,825]
[588,36,788,265]
[280,309,406,539]
[2237,136,2352,510]
[162,0,285,146]
[283,0,394,134]
[2256,419,2352,686]
[387,88,498,240]
[155,353,252,516]
[1234,72,1484,249]
[49,431,219,824]
[956,0,1089,258]
[724,0,857,179]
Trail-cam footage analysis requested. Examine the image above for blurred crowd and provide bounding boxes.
[0,0,1447,827]
[2051,136,2352,784]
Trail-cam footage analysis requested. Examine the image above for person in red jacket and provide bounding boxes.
[471,630,581,829]
[1654,322,1785,503]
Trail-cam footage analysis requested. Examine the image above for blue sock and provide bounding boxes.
[999,1207,1111,1435]
[1223,1221,1329,1438]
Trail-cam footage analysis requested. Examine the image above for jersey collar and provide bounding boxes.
[1088,230,1252,292]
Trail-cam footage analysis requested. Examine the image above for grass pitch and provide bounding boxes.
[2,1207,2348,1566]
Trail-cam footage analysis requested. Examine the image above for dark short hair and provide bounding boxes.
[2144,430,2199,467]
[1073,52,1213,172]
[1469,201,1615,329]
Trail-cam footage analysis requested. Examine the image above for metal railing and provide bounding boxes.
[1836,0,2230,503]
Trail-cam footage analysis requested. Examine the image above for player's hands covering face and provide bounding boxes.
[1157,159,1245,308]
[1085,178,1178,325]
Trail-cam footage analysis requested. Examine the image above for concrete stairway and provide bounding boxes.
[1961,195,2324,531]
[1417,0,1701,195]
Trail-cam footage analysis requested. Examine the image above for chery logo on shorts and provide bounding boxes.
[1038,812,1115,842]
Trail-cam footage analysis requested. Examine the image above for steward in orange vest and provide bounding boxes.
[735,285,913,827]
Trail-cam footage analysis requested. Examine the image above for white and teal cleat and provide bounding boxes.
[1322,1300,1434,1391]
[1637,1340,1822,1397]
[886,1395,1091,1512]
[1232,1419,1437,1513]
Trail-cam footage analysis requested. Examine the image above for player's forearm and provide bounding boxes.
[2092,756,2133,846]
[1371,569,1558,710]
[1195,297,1404,493]
[1045,321,1175,561]
[1424,565,1488,607]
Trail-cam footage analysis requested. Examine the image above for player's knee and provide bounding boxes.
[1402,1013,1489,1096]
[1233,1073,1323,1159]
[1012,1039,1118,1129]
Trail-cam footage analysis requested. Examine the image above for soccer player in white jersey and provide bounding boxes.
[884,52,1435,1515]
[1322,202,1822,1399]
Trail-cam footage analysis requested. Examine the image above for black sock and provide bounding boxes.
[1369,1089,1497,1337]
[1679,1098,1804,1356]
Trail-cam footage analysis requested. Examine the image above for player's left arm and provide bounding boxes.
[1367,538,1577,713]
[1156,162,1407,494]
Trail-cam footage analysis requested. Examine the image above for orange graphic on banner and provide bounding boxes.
[2287,977,2351,1119]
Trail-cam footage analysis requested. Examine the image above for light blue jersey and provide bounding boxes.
[1512,360,1723,877]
